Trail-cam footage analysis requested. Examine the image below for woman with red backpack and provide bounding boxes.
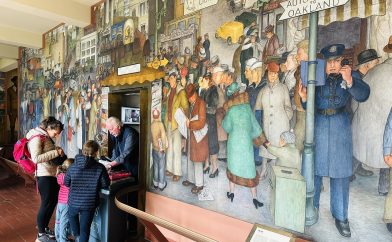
[26,116,66,242]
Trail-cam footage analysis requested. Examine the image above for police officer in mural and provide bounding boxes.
[298,44,370,237]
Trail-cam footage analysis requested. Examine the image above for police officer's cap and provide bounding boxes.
[320,44,345,60]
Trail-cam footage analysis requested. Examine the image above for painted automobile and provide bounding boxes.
[215,21,244,45]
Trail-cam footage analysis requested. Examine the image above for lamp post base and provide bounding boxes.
[305,201,318,226]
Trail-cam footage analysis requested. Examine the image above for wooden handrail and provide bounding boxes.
[114,186,218,242]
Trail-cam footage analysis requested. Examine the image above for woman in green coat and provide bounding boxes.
[222,82,264,209]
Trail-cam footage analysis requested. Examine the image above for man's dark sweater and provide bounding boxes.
[110,125,139,176]
[64,154,110,210]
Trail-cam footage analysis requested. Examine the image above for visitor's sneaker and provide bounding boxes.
[35,233,50,242]
[45,227,55,239]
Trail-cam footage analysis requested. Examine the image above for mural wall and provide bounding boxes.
[18,0,392,239]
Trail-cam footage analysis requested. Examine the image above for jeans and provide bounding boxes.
[314,175,350,221]
[152,150,166,188]
[89,208,101,242]
[68,206,96,242]
[55,203,70,242]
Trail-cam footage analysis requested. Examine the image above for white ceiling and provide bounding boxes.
[0,0,100,72]
[74,0,101,5]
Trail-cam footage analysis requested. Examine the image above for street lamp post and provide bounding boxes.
[154,0,167,56]
[302,11,319,226]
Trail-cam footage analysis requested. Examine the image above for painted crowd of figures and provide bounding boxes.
[150,25,301,198]
[150,25,392,237]
[19,68,105,159]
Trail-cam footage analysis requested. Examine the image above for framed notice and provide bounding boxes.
[246,224,295,242]
[121,107,140,125]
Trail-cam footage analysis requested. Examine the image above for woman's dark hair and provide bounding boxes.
[82,140,100,157]
[39,116,64,131]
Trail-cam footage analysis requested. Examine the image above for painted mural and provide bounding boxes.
[17,0,392,240]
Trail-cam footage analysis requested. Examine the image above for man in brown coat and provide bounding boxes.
[262,25,280,63]
[182,83,209,194]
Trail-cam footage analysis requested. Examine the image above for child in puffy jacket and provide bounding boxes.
[64,141,110,242]
[55,158,74,242]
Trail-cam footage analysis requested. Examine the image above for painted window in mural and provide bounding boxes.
[81,32,98,66]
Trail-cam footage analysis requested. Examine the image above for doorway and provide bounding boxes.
[107,86,149,238]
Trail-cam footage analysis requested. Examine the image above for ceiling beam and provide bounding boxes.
[0,44,18,59]
[0,58,17,72]
[0,24,42,49]
[0,0,91,27]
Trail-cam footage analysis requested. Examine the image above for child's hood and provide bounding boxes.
[74,154,96,169]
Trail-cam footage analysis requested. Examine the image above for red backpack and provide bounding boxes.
[13,134,46,174]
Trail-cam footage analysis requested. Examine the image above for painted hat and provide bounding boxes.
[357,49,380,65]
[220,64,229,71]
[267,61,280,72]
[383,35,392,53]
[279,51,291,64]
[185,83,196,98]
[168,69,178,77]
[226,82,240,97]
[212,66,224,73]
[250,29,259,37]
[152,109,160,119]
[264,25,274,33]
[246,57,258,68]
[210,55,220,66]
[250,61,263,71]
[320,44,345,60]
[190,55,199,63]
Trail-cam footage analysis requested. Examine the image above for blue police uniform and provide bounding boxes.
[306,44,370,224]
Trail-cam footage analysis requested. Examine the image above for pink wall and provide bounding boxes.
[145,192,254,242]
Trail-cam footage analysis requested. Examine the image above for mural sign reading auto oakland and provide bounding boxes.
[279,0,349,20]
[184,0,218,15]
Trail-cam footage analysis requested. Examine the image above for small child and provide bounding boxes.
[264,130,302,172]
[55,158,74,242]
[151,109,168,191]
[64,140,110,242]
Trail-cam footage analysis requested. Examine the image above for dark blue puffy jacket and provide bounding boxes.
[64,154,110,210]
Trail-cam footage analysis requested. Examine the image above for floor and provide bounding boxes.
[151,156,392,242]
[0,169,43,242]
[0,166,147,242]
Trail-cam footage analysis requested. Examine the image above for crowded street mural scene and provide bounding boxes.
[16,0,392,240]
